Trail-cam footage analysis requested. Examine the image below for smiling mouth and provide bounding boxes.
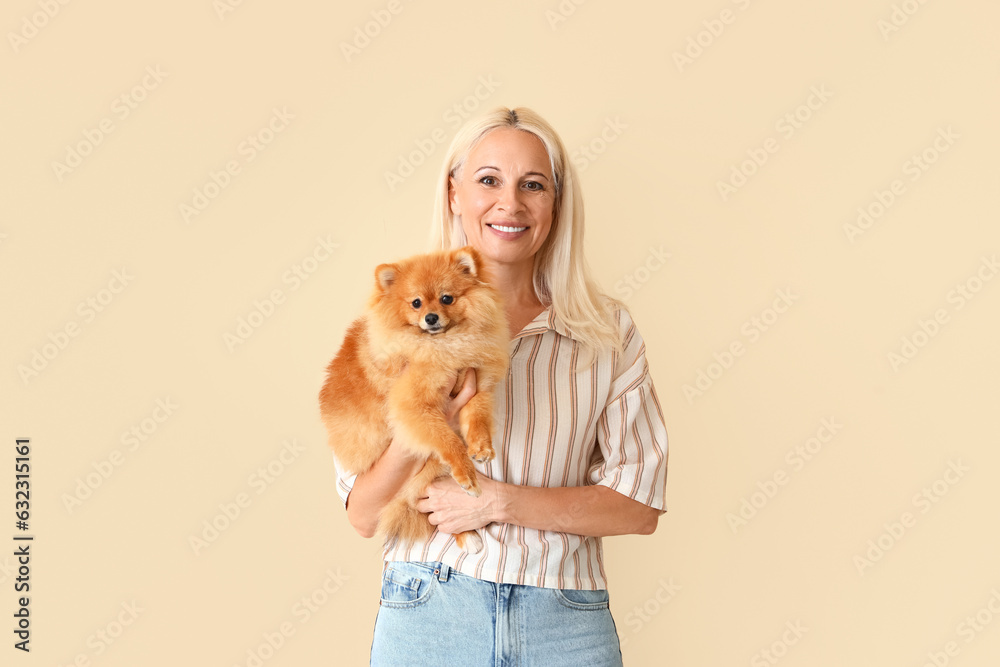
[488,223,528,233]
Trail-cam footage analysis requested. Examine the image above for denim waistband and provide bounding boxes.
[394,560,451,582]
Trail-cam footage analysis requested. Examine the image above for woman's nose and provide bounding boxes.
[496,183,524,213]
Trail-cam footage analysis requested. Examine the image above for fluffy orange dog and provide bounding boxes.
[319,246,509,553]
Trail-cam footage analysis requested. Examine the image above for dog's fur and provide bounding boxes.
[319,246,509,552]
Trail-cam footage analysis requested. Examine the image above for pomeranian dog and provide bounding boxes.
[319,246,509,553]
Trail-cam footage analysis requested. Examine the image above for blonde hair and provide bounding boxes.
[430,106,622,361]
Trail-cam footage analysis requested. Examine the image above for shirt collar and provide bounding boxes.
[512,306,578,341]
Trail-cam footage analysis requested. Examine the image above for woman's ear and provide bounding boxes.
[448,176,461,216]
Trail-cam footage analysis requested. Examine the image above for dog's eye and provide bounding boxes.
[440,295,454,305]
[411,298,421,309]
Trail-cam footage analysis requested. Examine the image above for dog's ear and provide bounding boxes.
[454,246,480,277]
[375,263,397,291]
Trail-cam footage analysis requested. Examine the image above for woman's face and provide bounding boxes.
[449,127,555,274]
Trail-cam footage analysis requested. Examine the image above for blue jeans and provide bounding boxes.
[370,561,623,666]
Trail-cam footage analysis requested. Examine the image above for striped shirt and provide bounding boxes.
[333,303,669,590]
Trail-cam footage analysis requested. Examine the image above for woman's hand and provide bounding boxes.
[415,472,504,535]
[444,368,477,433]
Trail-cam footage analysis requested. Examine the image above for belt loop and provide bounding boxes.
[435,562,450,582]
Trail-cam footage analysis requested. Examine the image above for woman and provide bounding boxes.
[335,107,669,665]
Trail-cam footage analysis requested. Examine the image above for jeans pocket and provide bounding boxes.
[379,562,438,609]
[553,587,611,610]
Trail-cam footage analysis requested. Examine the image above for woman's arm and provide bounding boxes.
[416,474,662,538]
[345,438,425,538]
[344,369,478,538]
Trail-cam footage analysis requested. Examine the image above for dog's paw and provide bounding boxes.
[470,446,495,464]
[453,471,482,497]
[466,435,495,463]
[456,531,484,553]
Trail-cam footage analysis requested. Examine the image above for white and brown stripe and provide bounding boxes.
[334,303,668,590]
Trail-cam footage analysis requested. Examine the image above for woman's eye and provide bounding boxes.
[411,298,421,309]
[440,295,454,305]
[479,176,498,186]
[524,181,543,191]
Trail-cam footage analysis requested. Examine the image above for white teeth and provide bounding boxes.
[491,224,527,233]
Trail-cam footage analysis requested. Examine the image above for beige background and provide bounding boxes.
[2,1,999,665]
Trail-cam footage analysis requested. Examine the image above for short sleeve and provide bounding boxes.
[591,309,669,512]
[332,452,357,509]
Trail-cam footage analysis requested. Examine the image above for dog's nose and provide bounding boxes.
[424,313,439,326]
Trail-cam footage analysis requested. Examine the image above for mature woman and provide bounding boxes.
[335,107,669,665]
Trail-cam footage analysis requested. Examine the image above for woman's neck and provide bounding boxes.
[482,258,546,336]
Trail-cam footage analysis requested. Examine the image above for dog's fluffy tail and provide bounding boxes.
[378,459,485,553]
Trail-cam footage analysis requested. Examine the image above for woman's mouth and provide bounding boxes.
[487,223,528,235]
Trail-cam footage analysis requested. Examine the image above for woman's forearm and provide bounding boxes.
[491,480,661,537]
[344,369,477,538]
[346,440,425,538]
